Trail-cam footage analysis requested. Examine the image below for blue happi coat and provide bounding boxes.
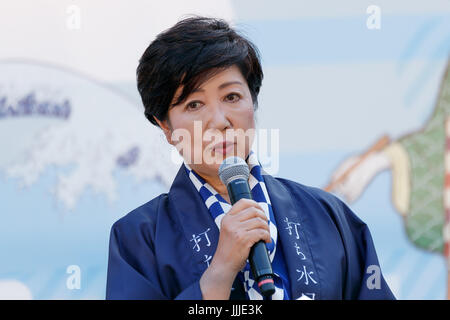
[106,163,395,300]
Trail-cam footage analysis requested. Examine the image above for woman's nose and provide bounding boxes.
[206,103,231,131]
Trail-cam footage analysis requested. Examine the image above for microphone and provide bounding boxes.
[218,156,275,298]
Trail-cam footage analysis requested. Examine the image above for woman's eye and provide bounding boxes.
[225,93,241,103]
[186,94,240,110]
[186,101,202,110]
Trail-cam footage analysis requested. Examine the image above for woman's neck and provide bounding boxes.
[201,173,231,204]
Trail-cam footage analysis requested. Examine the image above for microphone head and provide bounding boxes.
[218,156,250,186]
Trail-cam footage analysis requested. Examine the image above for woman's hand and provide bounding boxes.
[215,198,271,273]
[200,198,271,299]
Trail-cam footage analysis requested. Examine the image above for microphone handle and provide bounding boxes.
[227,178,276,297]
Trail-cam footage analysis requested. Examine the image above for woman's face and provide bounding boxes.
[158,64,256,179]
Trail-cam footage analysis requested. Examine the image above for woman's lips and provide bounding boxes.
[212,141,235,155]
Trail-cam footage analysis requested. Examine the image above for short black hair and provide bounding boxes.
[136,15,264,127]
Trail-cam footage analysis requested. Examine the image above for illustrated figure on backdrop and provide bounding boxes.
[325,59,450,299]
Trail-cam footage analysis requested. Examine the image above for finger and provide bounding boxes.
[236,206,268,222]
[245,228,272,245]
[240,217,270,232]
[228,198,262,215]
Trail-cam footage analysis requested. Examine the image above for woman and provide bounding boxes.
[106,16,395,300]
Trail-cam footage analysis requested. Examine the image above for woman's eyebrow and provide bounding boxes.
[218,81,243,89]
[192,81,243,93]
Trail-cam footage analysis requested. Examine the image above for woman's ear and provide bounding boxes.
[153,116,173,145]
